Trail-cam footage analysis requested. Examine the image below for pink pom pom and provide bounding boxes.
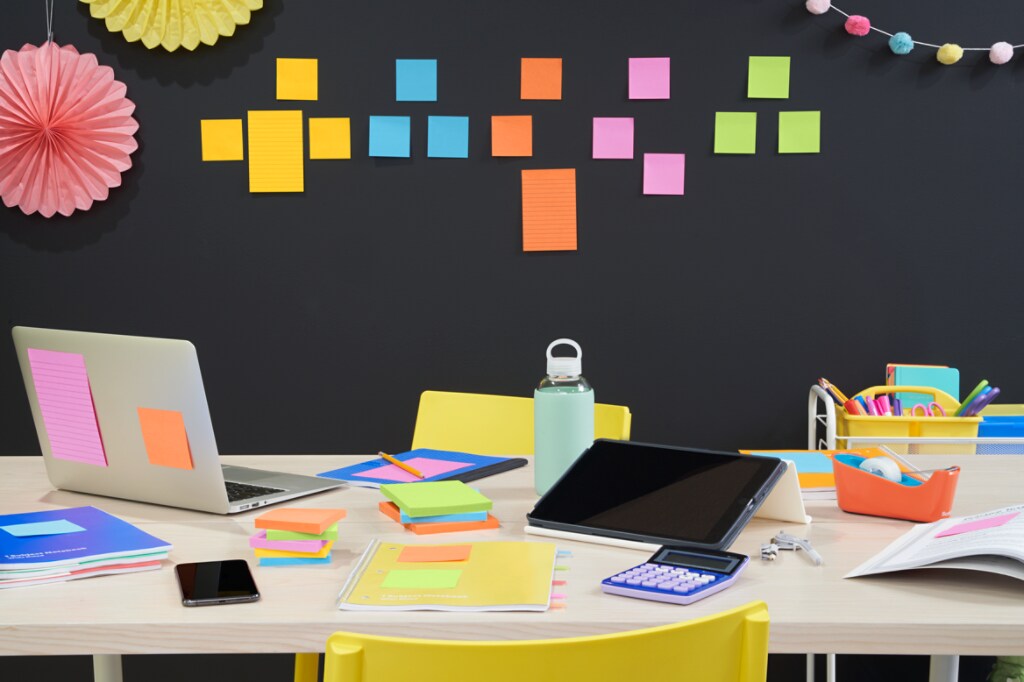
[805,0,831,15]
[844,15,871,37]
[990,42,1014,65]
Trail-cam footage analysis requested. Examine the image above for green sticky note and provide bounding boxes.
[381,569,462,589]
[748,56,790,99]
[380,480,492,517]
[714,112,757,154]
[266,523,338,541]
[778,111,821,154]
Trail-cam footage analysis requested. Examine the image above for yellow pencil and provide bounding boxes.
[379,451,424,479]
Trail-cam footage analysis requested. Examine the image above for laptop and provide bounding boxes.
[11,326,345,514]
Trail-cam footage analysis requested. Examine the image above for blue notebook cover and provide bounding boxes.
[317,449,527,487]
[0,506,172,569]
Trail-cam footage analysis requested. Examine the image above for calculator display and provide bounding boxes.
[654,549,741,574]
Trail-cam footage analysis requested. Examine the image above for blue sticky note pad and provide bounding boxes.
[396,59,437,101]
[1,519,87,537]
[369,116,411,158]
[427,116,469,158]
[400,509,488,524]
[258,556,332,567]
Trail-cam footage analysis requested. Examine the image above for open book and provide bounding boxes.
[846,504,1024,581]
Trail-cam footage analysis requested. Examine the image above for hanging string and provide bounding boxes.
[827,4,1024,51]
[44,0,54,43]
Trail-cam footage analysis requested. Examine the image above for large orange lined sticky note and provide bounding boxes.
[247,110,304,193]
[137,407,193,470]
[255,507,347,534]
[521,58,562,100]
[491,115,532,156]
[26,348,107,467]
[521,168,577,252]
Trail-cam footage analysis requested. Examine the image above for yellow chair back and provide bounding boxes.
[410,390,631,455]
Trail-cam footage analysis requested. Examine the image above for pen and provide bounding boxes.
[379,451,425,479]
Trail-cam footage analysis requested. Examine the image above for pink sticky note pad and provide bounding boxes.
[351,457,470,483]
[643,153,685,195]
[629,57,670,99]
[936,511,1019,538]
[249,530,329,553]
[26,348,107,466]
[593,117,634,159]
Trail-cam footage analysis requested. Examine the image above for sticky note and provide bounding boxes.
[254,541,334,559]
[521,58,562,100]
[748,56,790,99]
[778,111,821,154]
[381,569,462,589]
[628,57,670,99]
[770,452,833,474]
[379,480,492,517]
[398,545,472,563]
[592,117,634,159]
[259,556,332,567]
[247,110,304,192]
[369,116,411,158]
[643,153,685,196]
[266,522,338,541]
[714,112,757,154]
[427,116,469,158]
[1,519,86,537]
[137,407,193,470]
[200,119,243,161]
[276,58,318,101]
[936,512,1019,538]
[26,348,107,466]
[309,118,351,159]
[351,457,471,483]
[521,168,577,252]
[255,508,347,535]
[491,115,532,157]
[396,59,437,101]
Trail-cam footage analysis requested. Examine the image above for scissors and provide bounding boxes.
[961,386,1001,417]
[910,402,946,417]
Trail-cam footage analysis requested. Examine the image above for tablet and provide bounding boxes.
[526,440,786,550]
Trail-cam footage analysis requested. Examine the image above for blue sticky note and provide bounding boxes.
[427,116,469,158]
[396,59,437,102]
[1,519,87,537]
[258,556,332,567]
[369,116,411,158]
[772,452,833,474]
[400,508,487,524]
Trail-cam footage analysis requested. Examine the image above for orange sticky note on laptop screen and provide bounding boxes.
[255,507,347,534]
[137,407,193,470]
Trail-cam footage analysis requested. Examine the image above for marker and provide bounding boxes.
[893,398,903,416]
[844,398,865,415]
[378,451,424,479]
[864,396,879,416]
[876,395,892,416]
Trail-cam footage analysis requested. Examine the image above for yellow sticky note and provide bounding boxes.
[137,407,193,470]
[254,540,334,559]
[276,58,318,101]
[309,118,351,160]
[200,119,243,161]
[247,110,304,193]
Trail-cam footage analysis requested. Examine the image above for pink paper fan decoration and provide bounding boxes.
[0,42,139,218]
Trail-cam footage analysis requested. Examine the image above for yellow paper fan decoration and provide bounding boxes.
[80,0,263,52]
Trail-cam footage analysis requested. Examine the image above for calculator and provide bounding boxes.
[601,546,749,605]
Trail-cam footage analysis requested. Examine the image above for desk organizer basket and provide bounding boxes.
[832,452,960,523]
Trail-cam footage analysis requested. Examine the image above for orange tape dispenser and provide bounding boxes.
[832,451,960,523]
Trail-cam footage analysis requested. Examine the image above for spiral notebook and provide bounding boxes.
[317,449,527,488]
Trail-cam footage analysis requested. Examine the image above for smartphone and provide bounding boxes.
[175,559,260,607]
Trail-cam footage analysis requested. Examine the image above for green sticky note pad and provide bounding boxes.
[778,111,821,153]
[266,522,338,541]
[748,56,790,98]
[714,112,757,154]
[381,569,462,589]
[380,480,492,517]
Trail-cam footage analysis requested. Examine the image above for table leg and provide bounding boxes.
[929,655,959,682]
[806,654,815,682]
[93,654,123,682]
[826,653,836,682]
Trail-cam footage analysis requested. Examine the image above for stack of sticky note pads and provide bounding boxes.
[378,480,498,535]
[250,507,346,566]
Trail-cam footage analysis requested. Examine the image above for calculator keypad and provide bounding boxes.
[600,559,743,605]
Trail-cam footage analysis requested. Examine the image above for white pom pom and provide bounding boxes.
[990,42,1014,65]
[805,0,831,15]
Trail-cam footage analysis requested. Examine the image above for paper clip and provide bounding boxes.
[772,531,823,566]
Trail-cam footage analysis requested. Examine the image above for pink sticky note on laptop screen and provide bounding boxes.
[352,457,470,483]
[935,511,1019,538]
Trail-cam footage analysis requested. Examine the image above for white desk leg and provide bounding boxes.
[826,653,836,682]
[929,655,959,682]
[93,654,123,682]
[806,654,815,682]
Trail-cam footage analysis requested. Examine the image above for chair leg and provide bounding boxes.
[93,654,123,682]
[928,655,959,682]
[294,653,320,682]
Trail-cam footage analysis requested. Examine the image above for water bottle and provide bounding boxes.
[534,339,594,495]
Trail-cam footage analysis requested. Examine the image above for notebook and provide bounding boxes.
[317,449,527,488]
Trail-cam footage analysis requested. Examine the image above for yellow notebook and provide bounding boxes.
[337,540,556,611]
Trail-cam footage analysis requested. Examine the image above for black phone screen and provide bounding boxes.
[176,559,260,606]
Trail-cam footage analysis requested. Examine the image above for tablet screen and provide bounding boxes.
[527,440,785,548]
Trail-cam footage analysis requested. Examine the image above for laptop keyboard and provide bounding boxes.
[225,480,285,502]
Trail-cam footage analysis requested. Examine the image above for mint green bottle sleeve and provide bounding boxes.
[534,339,594,495]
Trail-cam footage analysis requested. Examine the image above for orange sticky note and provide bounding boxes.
[521,58,562,100]
[398,545,472,563]
[137,408,193,470]
[378,501,500,534]
[255,507,347,534]
[491,115,532,157]
[521,168,577,252]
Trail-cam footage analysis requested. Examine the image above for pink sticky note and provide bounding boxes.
[26,348,107,466]
[936,511,1019,538]
[351,457,470,483]
[249,530,330,553]
[593,117,634,159]
[629,57,670,99]
[643,153,685,196]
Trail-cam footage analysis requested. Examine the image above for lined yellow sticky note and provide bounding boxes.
[137,407,193,470]
[309,118,351,159]
[521,168,577,252]
[254,541,334,559]
[276,58,318,101]
[247,110,304,193]
[200,119,244,161]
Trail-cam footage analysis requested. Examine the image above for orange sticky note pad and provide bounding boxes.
[378,502,500,534]
[521,168,577,252]
[398,545,472,563]
[491,115,532,157]
[255,507,347,534]
[137,407,193,470]
[521,58,562,100]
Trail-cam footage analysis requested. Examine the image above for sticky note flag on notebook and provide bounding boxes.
[427,116,469,158]
[396,59,438,101]
[714,112,757,154]
[137,408,193,470]
[0,519,86,537]
[747,56,790,99]
[521,58,562,100]
[200,119,244,161]
[255,508,347,535]
[247,110,304,192]
[382,569,463,589]
[276,58,318,101]
[593,117,634,159]
[309,118,351,160]
[521,168,577,252]
[936,511,1020,538]
[628,57,670,99]
[369,116,411,158]
[26,348,107,467]
[398,544,472,563]
[643,154,685,196]
[491,115,532,157]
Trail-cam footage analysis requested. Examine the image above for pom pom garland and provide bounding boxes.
[990,42,1014,64]
[844,15,871,36]
[805,0,831,15]
[936,43,964,65]
[889,32,914,55]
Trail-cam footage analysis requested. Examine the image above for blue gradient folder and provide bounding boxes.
[318,449,527,488]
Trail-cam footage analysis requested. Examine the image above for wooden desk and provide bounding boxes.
[2,455,1024,660]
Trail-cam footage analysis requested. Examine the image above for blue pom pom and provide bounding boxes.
[889,32,914,55]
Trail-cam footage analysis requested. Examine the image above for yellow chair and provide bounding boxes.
[410,390,631,455]
[321,600,768,682]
